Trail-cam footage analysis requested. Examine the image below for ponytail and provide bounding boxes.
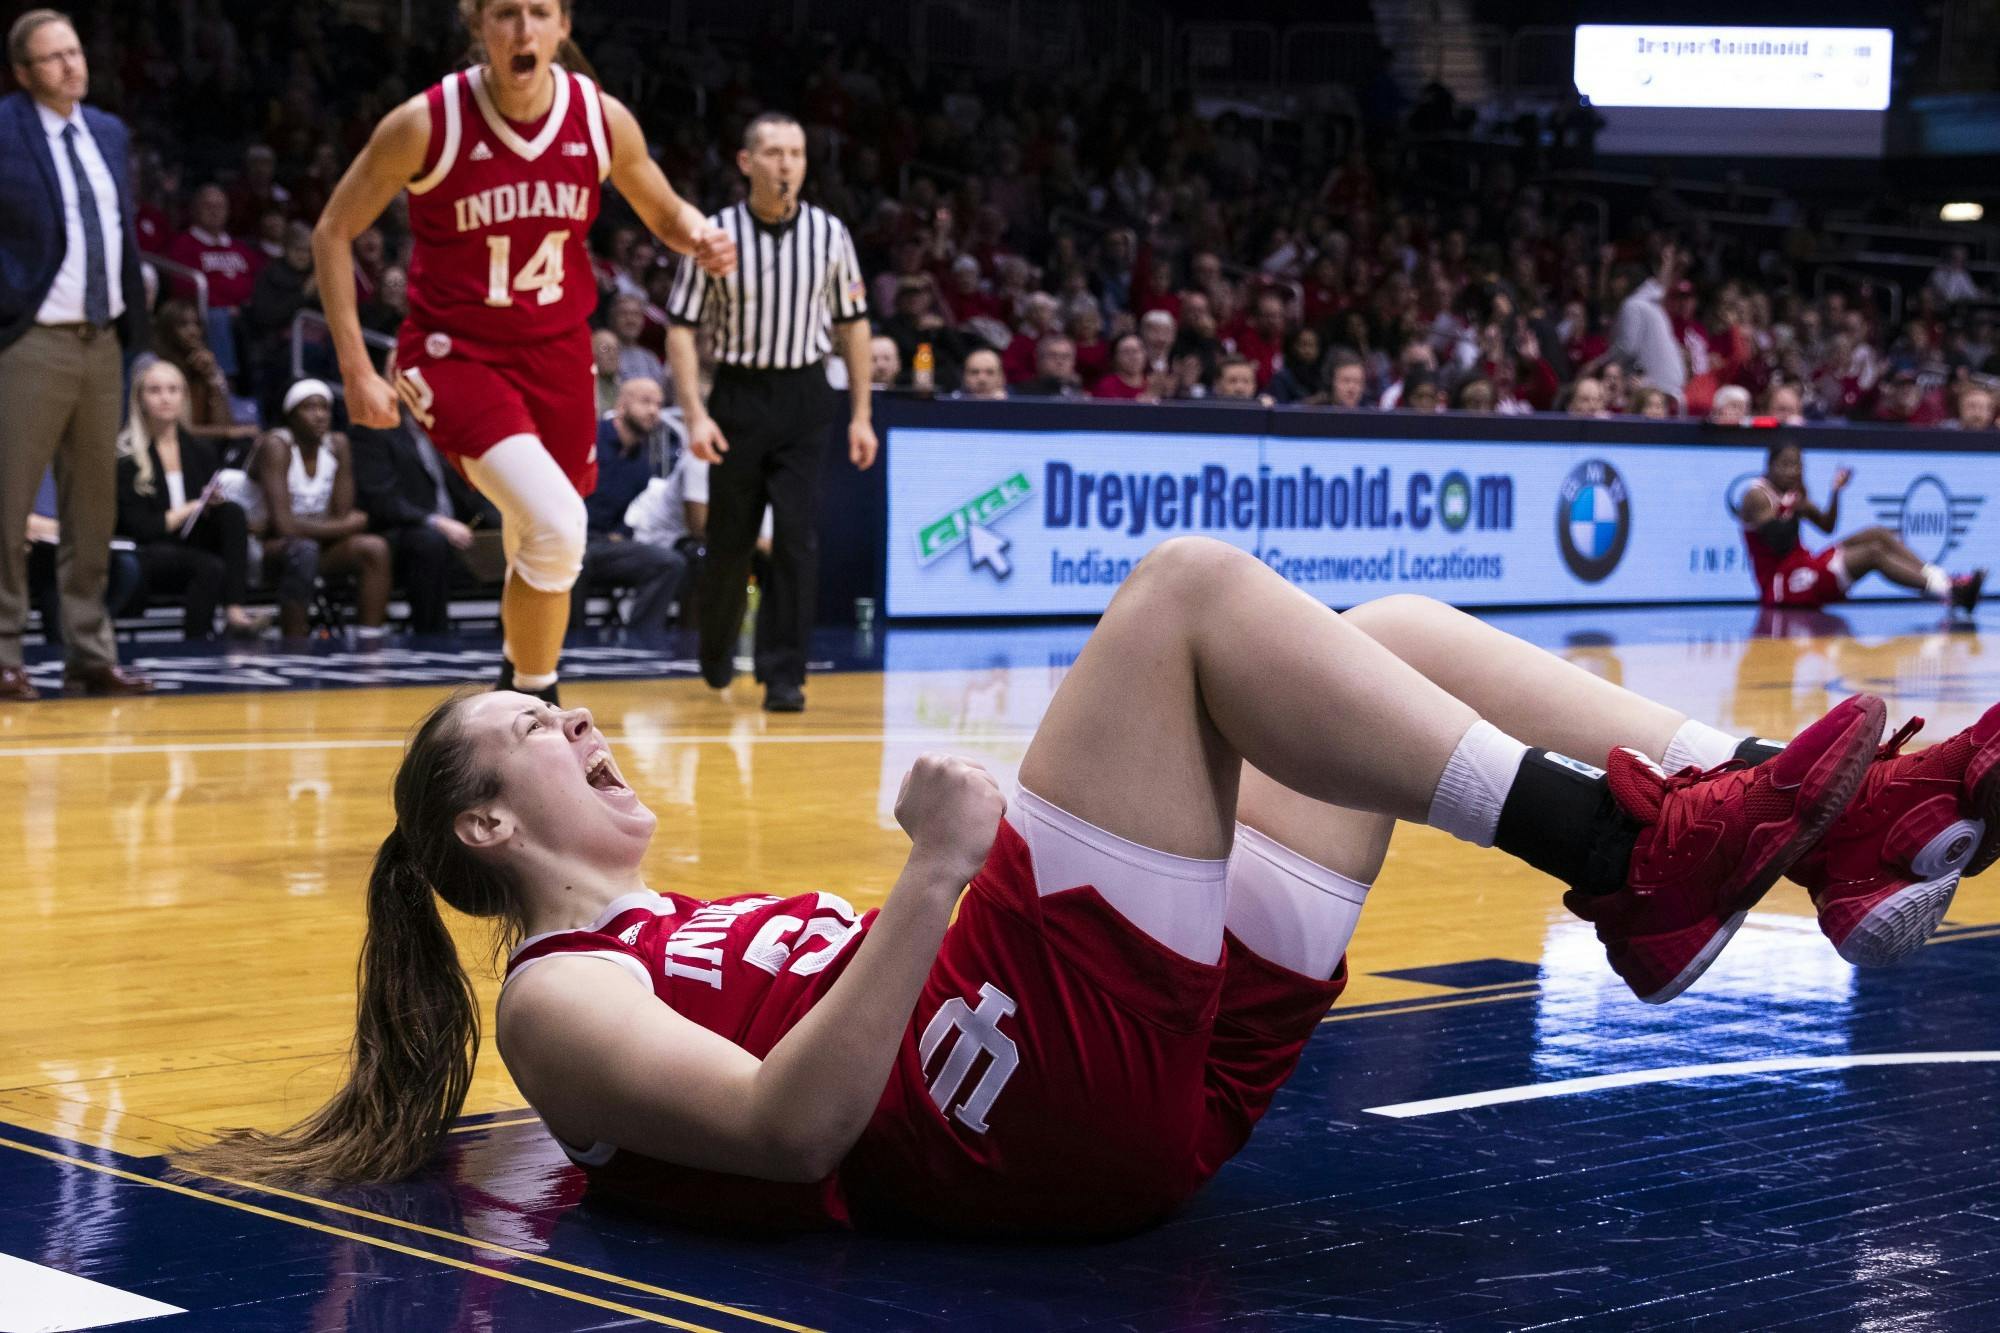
[174,828,481,1185]
[555,37,597,83]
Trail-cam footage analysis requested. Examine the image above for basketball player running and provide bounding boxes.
[180,540,2000,1235]
[1742,441,1984,613]
[314,0,735,703]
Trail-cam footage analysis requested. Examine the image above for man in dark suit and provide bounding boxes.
[349,402,498,637]
[0,9,152,698]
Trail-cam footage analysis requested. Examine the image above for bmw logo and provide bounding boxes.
[1724,472,1761,519]
[1558,459,1631,583]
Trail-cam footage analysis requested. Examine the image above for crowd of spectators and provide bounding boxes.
[25,0,2000,636]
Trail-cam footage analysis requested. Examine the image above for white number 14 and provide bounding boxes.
[485,230,568,308]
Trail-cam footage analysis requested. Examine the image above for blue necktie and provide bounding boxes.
[62,124,111,326]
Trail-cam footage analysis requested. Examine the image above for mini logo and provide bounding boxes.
[617,923,642,946]
[1557,458,1631,583]
[1871,474,1984,564]
[562,141,589,156]
[424,331,452,359]
[469,141,494,161]
[846,277,867,307]
[916,471,1032,581]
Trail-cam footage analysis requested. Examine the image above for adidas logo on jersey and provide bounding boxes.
[618,923,642,946]
[562,141,589,156]
[469,142,494,161]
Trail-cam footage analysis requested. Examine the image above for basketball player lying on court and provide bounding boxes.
[1743,441,1985,612]
[179,538,2000,1237]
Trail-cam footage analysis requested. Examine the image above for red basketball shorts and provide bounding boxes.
[842,818,1347,1239]
[1763,546,1849,608]
[393,322,598,496]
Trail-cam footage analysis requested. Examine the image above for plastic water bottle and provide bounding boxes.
[913,342,935,393]
[738,580,760,660]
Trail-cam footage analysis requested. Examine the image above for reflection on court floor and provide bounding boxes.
[2,602,1997,1330]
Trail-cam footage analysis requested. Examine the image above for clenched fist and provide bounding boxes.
[694,225,737,276]
[895,753,1005,889]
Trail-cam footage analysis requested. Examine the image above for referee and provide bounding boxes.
[665,111,876,713]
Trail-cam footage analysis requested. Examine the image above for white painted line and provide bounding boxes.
[0,732,1035,760]
[0,1251,184,1332]
[1364,1051,2000,1119]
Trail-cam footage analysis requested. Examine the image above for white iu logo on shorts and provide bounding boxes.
[918,983,1019,1134]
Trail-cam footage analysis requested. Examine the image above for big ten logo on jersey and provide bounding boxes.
[919,983,1020,1134]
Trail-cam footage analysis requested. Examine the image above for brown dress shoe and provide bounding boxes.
[0,666,40,701]
[63,663,155,697]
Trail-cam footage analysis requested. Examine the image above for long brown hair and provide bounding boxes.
[457,0,598,84]
[174,692,525,1185]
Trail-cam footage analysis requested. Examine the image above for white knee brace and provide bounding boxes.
[466,434,588,594]
[508,488,587,593]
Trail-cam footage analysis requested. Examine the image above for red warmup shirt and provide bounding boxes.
[1092,372,1150,400]
[163,228,259,309]
[404,63,608,346]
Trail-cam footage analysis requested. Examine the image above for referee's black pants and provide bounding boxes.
[697,363,835,690]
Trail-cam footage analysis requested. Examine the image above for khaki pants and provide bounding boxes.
[0,325,122,670]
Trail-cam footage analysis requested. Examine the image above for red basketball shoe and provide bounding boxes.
[1564,694,1885,1004]
[1789,704,2000,966]
[1950,569,1986,616]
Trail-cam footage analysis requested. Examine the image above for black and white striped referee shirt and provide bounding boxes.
[664,201,868,369]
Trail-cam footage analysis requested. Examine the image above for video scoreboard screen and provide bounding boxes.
[1573,25,1893,157]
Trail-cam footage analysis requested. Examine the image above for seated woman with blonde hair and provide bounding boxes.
[114,359,271,640]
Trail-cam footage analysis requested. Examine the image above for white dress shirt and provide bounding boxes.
[34,100,126,326]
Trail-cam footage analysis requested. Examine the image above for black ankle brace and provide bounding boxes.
[1494,750,1643,897]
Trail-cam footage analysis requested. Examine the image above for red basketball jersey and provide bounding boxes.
[406,63,608,345]
[503,888,877,1228]
[1742,478,1808,590]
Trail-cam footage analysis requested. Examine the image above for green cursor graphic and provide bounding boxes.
[915,471,1031,579]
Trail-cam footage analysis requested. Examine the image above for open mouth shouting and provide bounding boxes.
[582,746,633,800]
[510,51,537,77]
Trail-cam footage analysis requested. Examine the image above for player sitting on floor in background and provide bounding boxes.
[1741,441,1985,613]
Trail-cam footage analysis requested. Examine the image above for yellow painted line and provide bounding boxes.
[0,1135,810,1333]
[1322,987,1540,1024]
[192,1171,822,1333]
[1933,923,2000,945]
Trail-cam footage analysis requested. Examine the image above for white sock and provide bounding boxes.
[1426,719,1530,848]
[1923,564,1951,600]
[1226,825,1369,980]
[513,668,558,692]
[1662,718,1742,773]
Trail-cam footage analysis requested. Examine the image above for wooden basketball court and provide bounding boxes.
[5,602,1999,1330]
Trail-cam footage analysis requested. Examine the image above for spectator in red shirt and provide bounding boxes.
[941,254,1003,327]
[1001,293,1063,384]
[1873,369,1948,426]
[1066,297,1110,385]
[164,184,258,310]
[1301,254,1346,333]
[1093,333,1153,400]
[1235,289,1289,387]
[1133,255,1180,320]
[227,143,291,235]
